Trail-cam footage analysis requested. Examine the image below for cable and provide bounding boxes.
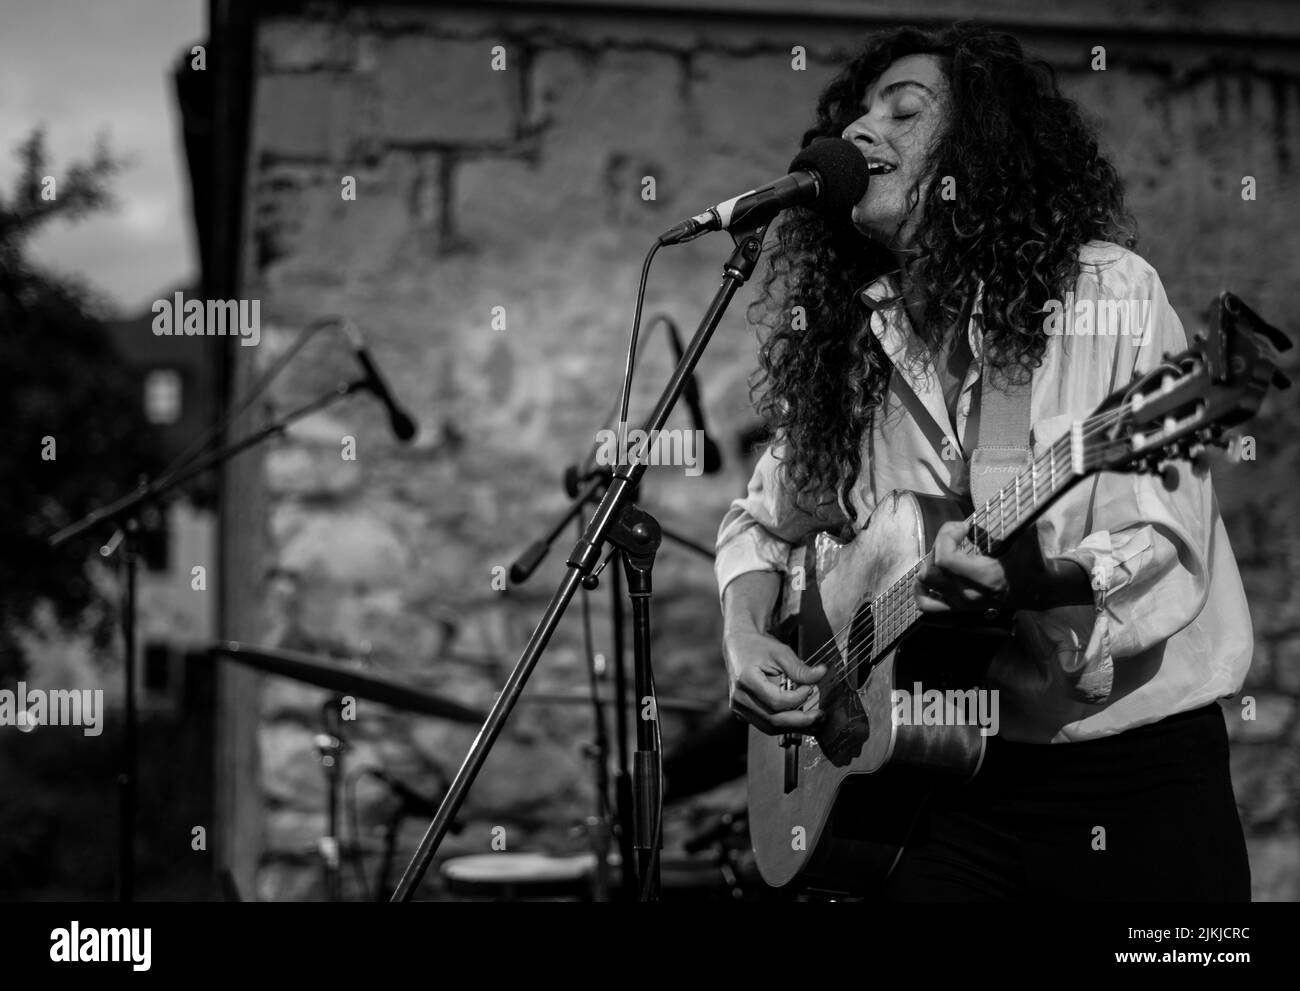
[151,315,347,493]
[576,505,617,834]
[613,241,663,466]
[638,660,665,903]
[578,310,683,481]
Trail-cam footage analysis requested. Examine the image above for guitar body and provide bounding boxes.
[746,490,1009,895]
[744,312,1289,894]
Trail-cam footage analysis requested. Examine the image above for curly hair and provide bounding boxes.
[750,23,1136,515]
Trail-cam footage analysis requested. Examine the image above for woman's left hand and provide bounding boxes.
[914,520,1051,617]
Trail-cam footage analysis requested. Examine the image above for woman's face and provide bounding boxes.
[843,53,949,251]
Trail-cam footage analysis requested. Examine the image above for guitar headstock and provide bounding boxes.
[1083,292,1292,476]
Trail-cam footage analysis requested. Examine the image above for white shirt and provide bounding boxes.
[715,241,1254,743]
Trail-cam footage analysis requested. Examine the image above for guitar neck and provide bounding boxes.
[963,423,1090,557]
[867,423,1091,653]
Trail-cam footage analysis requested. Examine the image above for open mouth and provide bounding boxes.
[865,161,897,176]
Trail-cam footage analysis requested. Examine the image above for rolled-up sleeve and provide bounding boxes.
[715,443,848,602]
[1022,258,1213,704]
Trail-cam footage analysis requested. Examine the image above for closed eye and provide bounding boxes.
[893,113,918,121]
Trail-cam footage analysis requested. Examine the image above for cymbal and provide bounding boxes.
[521,690,717,715]
[208,640,487,724]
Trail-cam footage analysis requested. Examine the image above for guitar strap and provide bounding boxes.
[969,319,1033,512]
[874,286,1033,509]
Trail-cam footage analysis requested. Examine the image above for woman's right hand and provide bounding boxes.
[722,626,827,736]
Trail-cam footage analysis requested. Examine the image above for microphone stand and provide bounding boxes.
[573,506,613,903]
[391,217,769,902]
[316,698,347,902]
[513,466,714,899]
[48,375,378,902]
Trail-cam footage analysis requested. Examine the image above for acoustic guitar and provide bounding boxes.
[746,291,1291,894]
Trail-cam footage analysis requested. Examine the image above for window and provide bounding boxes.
[144,369,183,425]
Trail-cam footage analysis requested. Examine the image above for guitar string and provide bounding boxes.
[787,407,1121,678]
[796,410,1126,706]
[798,391,1193,709]
[783,401,1141,710]
[790,427,1107,711]
[822,345,1195,684]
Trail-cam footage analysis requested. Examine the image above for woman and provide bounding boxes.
[716,24,1253,900]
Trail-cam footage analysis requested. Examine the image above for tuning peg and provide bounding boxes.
[1159,462,1181,491]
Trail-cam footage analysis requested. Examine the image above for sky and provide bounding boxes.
[0,0,205,317]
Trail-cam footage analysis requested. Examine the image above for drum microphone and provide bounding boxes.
[368,768,450,822]
[342,322,418,442]
[656,137,870,245]
[662,316,723,474]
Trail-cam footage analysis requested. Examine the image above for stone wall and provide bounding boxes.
[229,1,1300,900]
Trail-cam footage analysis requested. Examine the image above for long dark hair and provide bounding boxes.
[750,23,1136,513]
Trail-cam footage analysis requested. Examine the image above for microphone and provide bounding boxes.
[560,314,721,493]
[662,316,722,474]
[342,322,418,442]
[509,540,549,585]
[657,137,870,246]
[368,768,442,818]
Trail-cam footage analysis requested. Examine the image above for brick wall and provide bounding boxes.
[227,1,1300,900]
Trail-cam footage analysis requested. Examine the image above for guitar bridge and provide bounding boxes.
[779,674,801,792]
[780,732,800,793]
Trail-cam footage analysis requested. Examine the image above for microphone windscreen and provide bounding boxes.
[509,541,548,584]
[391,409,418,442]
[788,137,870,221]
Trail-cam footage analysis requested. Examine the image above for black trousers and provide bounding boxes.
[885,702,1251,901]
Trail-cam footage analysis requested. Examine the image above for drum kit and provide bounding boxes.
[208,639,766,902]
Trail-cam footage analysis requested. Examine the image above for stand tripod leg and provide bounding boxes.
[118,522,138,903]
[576,509,614,902]
[609,559,637,898]
[317,699,346,902]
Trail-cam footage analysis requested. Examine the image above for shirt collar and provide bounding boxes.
[857,274,986,365]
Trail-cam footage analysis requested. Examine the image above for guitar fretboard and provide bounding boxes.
[858,421,1092,659]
